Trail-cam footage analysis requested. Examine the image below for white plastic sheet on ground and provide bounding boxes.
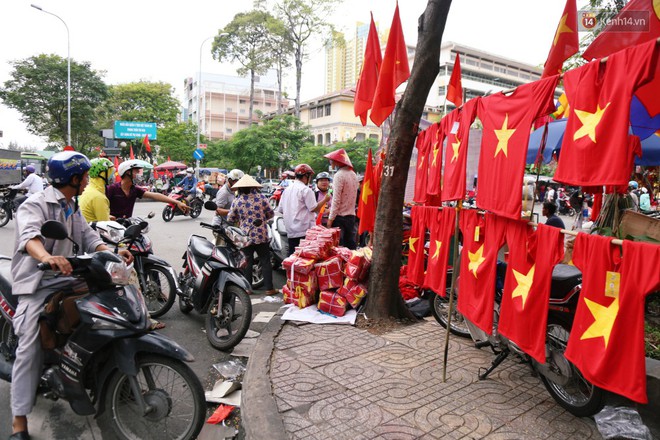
[280,304,357,325]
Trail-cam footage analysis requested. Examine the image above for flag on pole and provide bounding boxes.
[369,3,410,127]
[354,13,382,126]
[143,134,151,153]
[358,148,376,234]
[447,53,463,107]
[129,145,135,160]
[113,156,122,182]
[542,0,578,77]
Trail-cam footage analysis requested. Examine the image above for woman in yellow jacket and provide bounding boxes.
[79,158,116,222]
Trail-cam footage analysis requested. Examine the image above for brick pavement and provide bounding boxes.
[267,319,601,440]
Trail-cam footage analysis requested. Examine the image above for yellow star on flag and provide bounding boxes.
[511,265,535,308]
[431,240,442,260]
[451,137,461,162]
[553,13,574,46]
[468,245,486,278]
[361,180,373,204]
[573,103,611,143]
[418,155,425,170]
[409,236,419,254]
[494,114,516,158]
[580,297,619,348]
[432,141,440,167]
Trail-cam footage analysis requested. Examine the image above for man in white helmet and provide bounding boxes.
[108,159,188,218]
[178,167,199,203]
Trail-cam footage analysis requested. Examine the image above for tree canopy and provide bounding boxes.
[99,81,180,127]
[155,121,199,165]
[296,137,377,175]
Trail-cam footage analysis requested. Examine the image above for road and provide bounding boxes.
[0,199,286,439]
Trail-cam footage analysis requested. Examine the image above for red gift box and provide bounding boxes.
[285,271,317,308]
[314,256,344,291]
[342,282,367,309]
[317,290,347,317]
[282,255,316,275]
[331,246,353,262]
[344,248,371,280]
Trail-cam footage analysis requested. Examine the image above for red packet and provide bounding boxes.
[317,290,347,317]
[342,282,367,309]
[315,256,344,291]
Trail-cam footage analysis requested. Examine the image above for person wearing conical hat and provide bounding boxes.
[324,148,359,249]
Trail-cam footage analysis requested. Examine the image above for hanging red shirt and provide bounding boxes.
[477,75,560,219]
[413,130,431,204]
[423,208,456,296]
[554,39,658,186]
[407,206,430,286]
[442,98,480,202]
[566,234,660,403]
[426,123,445,197]
[498,223,564,363]
[457,212,506,334]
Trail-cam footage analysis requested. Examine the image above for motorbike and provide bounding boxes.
[91,213,180,318]
[177,201,253,351]
[430,260,606,417]
[0,188,28,227]
[162,186,203,222]
[557,196,577,216]
[0,221,206,440]
[250,213,288,289]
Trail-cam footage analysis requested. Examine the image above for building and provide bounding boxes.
[183,70,288,141]
[325,23,371,94]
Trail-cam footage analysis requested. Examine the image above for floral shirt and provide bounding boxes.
[227,189,274,246]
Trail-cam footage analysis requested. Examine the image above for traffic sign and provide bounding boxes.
[198,143,207,149]
[193,149,205,160]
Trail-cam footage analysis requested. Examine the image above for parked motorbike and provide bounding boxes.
[430,260,605,417]
[251,213,288,289]
[91,213,179,318]
[0,221,206,440]
[177,201,253,351]
[162,186,203,222]
[0,188,28,227]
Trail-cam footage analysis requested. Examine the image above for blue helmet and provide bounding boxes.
[25,165,36,173]
[48,151,91,185]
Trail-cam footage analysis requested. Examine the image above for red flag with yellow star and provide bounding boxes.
[357,148,376,234]
[542,0,578,78]
[441,97,479,202]
[369,3,410,127]
[413,129,431,204]
[447,53,464,107]
[113,156,122,182]
[354,13,382,126]
[476,75,559,219]
[426,123,445,198]
[566,234,660,403]
[554,39,658,186]
[423,208,456,296]
[457,212,506,334]
[406,206,430,286]
[498,223,563,363]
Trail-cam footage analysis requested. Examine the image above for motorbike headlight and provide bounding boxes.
[105,260,131,285]
[100,225,125,243]
[91,317,125,330]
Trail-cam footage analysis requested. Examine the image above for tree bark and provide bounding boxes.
[249,68,256,125]
[365,0,453,319]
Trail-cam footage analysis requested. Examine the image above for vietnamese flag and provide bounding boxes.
[446,53,463,107]
[441,97,479,202]
[143,134,152,153]
[407,206,430,286]
[369,3,410,127]
[358,148,376,234]
[583,0,660,61]
[113,156,122,182]
[354,13,382,126]
[129,145,135,160]
[542,0,578,77]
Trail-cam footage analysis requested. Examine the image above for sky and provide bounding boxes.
[0,0,587,149]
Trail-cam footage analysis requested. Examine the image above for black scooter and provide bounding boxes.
[0,188,28,228]
[0,221,206,440]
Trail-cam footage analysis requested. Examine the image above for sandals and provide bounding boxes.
[150,319,166,330]
[264,289,280,296]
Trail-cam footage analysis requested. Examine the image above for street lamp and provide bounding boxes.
[196,32,229,154]
[31,4,71,149]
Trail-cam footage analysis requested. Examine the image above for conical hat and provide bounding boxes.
[324,148,353,168]
[232,175,263,189]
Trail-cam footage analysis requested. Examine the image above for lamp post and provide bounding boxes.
[196,33,229,153]
[31,4,71,149]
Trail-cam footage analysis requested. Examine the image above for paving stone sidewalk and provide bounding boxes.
[249,318,609,440]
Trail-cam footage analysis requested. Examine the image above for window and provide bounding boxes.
[240,121,246,125]
[325,133,331,145]
[240,100,246,104]
[325,104,331,116]
[317,134,323,145]
[356,133,366,141]
[226,107,233,112]
[227,128,233,134]
[369,134,379,140]
[240,109,246,114]
[266,102,272,107]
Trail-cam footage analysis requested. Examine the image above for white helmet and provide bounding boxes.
[186,167,194,175]
[118,159,144,178]
[227,169,244,181]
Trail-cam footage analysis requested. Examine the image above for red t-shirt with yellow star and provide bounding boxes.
[476,75,559,219]
[566,233,660,403]
[442,97,479,202]
[426,123,444,197]
[413,130,431,204]
[554,39,657,186]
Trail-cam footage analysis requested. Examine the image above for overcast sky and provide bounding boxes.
[0,0,587,148]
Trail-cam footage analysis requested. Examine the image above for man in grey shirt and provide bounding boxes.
[213,169,244,244]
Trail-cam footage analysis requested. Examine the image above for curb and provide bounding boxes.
[645,357,660,412]
[242,312,288,440]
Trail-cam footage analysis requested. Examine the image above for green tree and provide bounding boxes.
[295,138,377,175]
[203,139,235,169]
[212,10,279,124]
[275,0,342,117]
[156,121,198,165]
[0,54,108,154]
[265,15,294,114]
[99,81,180,127]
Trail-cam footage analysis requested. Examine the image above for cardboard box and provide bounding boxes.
[619,210,660,242]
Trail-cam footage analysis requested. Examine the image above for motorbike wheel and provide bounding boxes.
[251,251,265,289]
[205,284,252,351]
[162,206,174,222]
[539,320,605,417]
[0,207,10,228]
[189,200,202,219]
[430,291,471,338]
[268,197,278,210]
[141,265,176,319]
[98,353,205,440]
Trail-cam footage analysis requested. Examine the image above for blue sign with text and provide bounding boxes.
[114,121,158,140]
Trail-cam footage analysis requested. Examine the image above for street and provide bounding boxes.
[0,199,286,439]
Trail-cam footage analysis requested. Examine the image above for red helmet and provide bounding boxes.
[294,163,314,177]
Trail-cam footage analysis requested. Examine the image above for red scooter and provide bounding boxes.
[162,186,203,222]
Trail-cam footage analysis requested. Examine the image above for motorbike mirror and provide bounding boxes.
[204,200,218,211]
[139,221,149,230]
[41,220,69,240]
[147,211,155,219]
[124,224,142,239]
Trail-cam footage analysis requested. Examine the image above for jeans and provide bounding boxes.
[244,242,273,290]
[333,215,357,250]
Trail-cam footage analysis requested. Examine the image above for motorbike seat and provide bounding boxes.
[0,255,16,310]
[189,235,214,262]
[550,264,582,300]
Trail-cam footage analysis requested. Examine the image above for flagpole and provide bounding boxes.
[443,200,462,382]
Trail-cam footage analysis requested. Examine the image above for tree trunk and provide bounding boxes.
[365,0,453,320]
[249,68,256,125]
[276,61,284,115]
[294,45,303,118]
